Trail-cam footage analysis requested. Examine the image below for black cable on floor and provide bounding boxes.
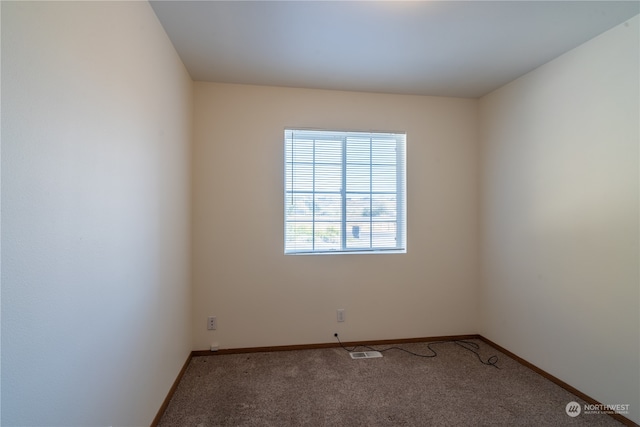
[453,340,500,368]
[334,333,500,369]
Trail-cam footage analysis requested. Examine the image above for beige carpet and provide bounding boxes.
[158,339,622,426]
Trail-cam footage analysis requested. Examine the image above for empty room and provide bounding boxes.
[1,1,638,426]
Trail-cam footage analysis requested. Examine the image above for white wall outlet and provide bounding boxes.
[337,309,345,322]
[207,316,217,330]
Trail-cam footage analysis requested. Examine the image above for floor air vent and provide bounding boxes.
[350,351,383,359]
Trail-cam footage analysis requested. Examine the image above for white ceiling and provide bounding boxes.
[150,1,639,98]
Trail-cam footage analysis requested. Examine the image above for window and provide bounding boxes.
[285,129,406,254]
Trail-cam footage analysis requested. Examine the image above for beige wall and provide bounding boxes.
[1,2,192,425]
[3,1,637,424]
[479,15,639,424]
[193,83,479,350]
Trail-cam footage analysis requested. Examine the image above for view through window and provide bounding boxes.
[285,129,406,254]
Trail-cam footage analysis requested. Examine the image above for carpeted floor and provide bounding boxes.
[158,339,622,426]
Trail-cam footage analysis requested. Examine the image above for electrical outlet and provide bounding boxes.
[337,309,345,322]
[207,316,217,330]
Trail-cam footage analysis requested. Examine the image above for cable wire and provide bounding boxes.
[334,334,500,369]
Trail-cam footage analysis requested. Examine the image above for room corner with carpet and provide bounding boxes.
[2,2,638,426]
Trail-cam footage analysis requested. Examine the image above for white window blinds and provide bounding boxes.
[285,129,406,254]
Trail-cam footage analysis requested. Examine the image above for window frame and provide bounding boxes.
[284,128,407,255]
